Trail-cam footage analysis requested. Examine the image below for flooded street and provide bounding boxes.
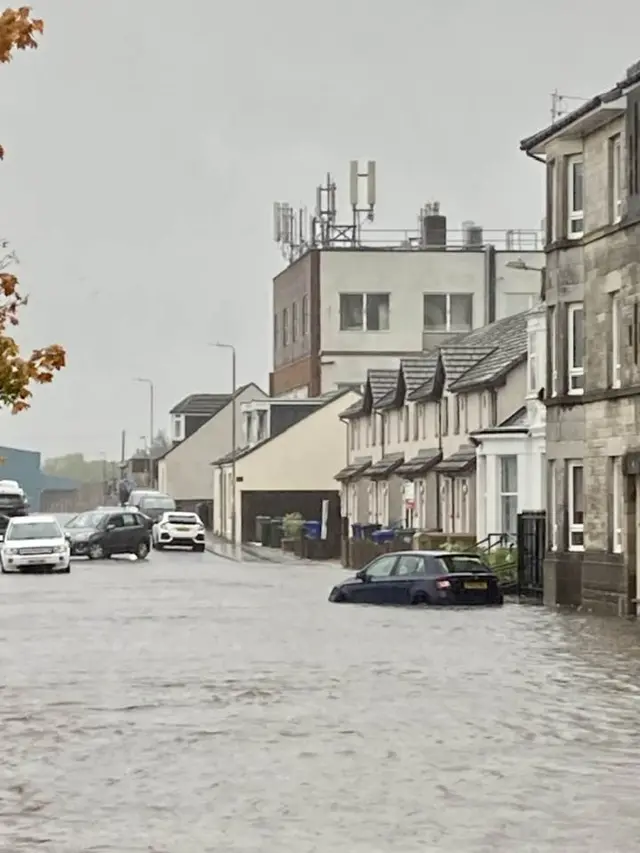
[2,553,640,851]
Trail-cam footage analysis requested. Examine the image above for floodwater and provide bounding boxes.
[1,552,640,852]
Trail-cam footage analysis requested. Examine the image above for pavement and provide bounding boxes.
[205,532,342,567]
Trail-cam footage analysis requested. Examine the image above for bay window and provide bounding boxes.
[567,155,584,238]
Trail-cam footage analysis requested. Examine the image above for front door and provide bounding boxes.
[356,554,399,604]
[122,511,144,552]
[104,514,128,553]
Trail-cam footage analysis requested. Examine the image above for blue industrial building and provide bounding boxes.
[0,445,78,510]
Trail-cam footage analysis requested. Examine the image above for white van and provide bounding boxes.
[1,514,71,574]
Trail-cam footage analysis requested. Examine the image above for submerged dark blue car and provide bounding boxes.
[329,550,504,607]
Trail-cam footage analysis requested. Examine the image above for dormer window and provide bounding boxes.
[172,415,185,442]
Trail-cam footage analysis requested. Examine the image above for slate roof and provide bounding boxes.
[395,448,442,478]
[170,393,232,416]
[334,456,372,482]
[471,407,530,439]
[365,452,405,479]
[339,368,397,418]
[434,444,476,474]
[520,60,640,152]
[448,312,528,392]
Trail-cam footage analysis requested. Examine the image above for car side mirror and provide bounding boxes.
[355,568,367,581]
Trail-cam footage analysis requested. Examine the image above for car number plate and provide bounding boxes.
[176,526,190,532]
[464,581,487,590]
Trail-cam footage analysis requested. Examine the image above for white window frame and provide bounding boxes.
[568,460,584,552]
[611,134,622,224]
[612,457,623,553]
[611,292,621,389]
[567,303,584,395]
[549,460,557,551]
[412,404,419,441]
[549,307,558,397]
[498,456,518,537]
[339,292,390,332]
[567,155,584,239]
[172,414,185,442]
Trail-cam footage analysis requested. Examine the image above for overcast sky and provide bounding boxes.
[0,0,638,459]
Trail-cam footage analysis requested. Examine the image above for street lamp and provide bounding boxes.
[134,377,155,486]
[211,342,237,544]
[506,258,544,272]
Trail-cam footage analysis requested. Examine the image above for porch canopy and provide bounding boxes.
[334,456,372,481]
[366,452,404,479]
[395,448,442,479]
[434,444,476,474]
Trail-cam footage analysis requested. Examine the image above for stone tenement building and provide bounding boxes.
[520,60,640,616]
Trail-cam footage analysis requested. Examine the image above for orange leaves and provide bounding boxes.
[0,6,43,64]
[0,7,62,415]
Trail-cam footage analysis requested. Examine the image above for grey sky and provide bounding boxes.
[0,0,637,459]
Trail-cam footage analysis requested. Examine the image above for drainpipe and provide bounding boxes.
[377,409,385,524]
[436,397,443,531]
[339,416,350,525]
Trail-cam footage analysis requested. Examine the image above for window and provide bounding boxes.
[440,397,449,436]
[548,460,557,551]
[339,293,390,331]
[549,307,557,396]
[301,294,309,336]
[567,303,584,393]
[499,456,518,536]
[412,405,419,441]
[546,159,555,243]
[568,461,584,551]
[629,97,640,200]
[528,331,537,393]
[461,395,468,433]
[282,307,288,346]
[420,404,427,439]
[454,396,460,434]
[403,406,409,442]
[123,513,140,527]
[423,293,473,332]
[611,457,623,553]
[611,292,621,388]
[291,302,298,342]
[395,554,425,576]
[172,415,185,442]
[365,554,398,579]
[487,391,497,426]
[610,134,622,223]
[567,155,584,238]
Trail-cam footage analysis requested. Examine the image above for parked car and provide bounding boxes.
[64,507,151,560]
[126,491,176,524]
[152,511,206,551]
[1,514,70,574]
[329,550,504,606]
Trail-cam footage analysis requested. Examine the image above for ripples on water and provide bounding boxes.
[1,556,640,851]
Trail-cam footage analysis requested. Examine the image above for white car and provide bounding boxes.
[152,511,206,551]
[1,514,71,574]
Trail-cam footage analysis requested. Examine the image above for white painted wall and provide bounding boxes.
[215,390,359,543]
[475,433,546,542]
[158,383,267,501]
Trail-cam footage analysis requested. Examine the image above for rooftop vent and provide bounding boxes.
[462,220,483,248]
[419,202,446,249]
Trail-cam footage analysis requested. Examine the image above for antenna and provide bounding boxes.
[272,201,310,262]
[551,89,589,123]
[349,160,377,244]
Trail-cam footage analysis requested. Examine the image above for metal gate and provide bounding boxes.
[516,510,545,601]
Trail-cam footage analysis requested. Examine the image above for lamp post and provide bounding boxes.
[506,258,544,273]
[211,342,237,543]
[134,377,155,486]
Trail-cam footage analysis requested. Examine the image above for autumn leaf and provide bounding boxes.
[0,8,66,415]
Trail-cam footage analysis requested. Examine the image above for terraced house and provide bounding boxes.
[336,312,530,538]
[520,59,640,616]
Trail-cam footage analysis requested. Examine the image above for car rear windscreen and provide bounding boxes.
[166,514,199,524]
[140,496,176,511]
[437,555,490,574]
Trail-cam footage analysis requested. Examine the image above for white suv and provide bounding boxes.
[152,511,206,551]
[1,515,71,574]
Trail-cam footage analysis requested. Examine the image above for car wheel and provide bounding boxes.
[155,542,164,551]
[88,543,105,560]
[58,564,71,574]
[136,540,150,560]
[411,592,429,606]
[193,544,205,552]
